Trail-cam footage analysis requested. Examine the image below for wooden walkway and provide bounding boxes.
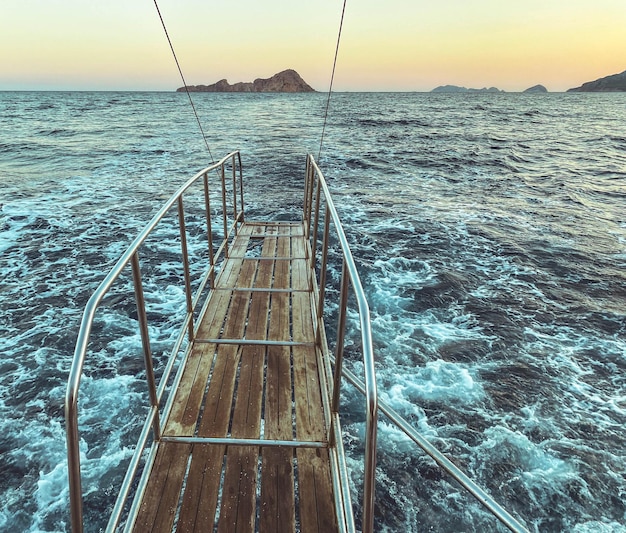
[131,221,339,533]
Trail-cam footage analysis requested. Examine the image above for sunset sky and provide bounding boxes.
[1,0,625,92]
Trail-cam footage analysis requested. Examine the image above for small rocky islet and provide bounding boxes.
[177,69,315,93]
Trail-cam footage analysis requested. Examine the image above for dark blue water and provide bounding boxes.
[1,91,625,532]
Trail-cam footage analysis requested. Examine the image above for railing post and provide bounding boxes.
[316,205,330,345]
[311,177,322,270]
[66,392,83,533]
[203,172,216,289]
[304,155,311,236]
[237,152,244,224]
[177,197,194,341]
[330,259,349,448]
[363,360,378,533]
[221,163,229,257]
[306,158,316,240]
[131,252,161,440]
[231,155,239,234]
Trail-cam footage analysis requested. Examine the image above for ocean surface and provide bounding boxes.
[0,90,625,532]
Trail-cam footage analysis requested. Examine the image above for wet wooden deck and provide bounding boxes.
[131,221,339,532]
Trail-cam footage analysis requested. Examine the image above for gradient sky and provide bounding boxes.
[1,0,625,92]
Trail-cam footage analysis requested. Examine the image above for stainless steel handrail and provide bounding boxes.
[66,151,525,533]
[340,364,529,533]
[304,155,378,533]
[304,154,528,533]
[65,151,243,533]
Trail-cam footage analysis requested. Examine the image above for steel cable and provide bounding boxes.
[153,0,215,163]
[318,0,347,163]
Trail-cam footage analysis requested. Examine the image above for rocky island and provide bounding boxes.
[177,69,315,93]
[523,84,548,93]
[567,70,626,92]
[431,85,503,93]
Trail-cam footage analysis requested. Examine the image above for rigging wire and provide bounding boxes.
[318,0,347,163]
[152,0,215,163]
[154,0,346,166]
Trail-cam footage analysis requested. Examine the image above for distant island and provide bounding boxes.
[523,84,548,93]
[567,70,626,92]
[431,84,550,93]
[431,85,503,93]
[177,69,315,93]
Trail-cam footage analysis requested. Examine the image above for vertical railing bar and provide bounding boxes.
[303,156,310,230]
[237,152,245,224]
[131,252,161,440]
[231,156,238,235]
[221,163,229,257]
[329,259,349,448]
[311,175,323,271]
[304,156,312,239]
[66,396,83,533]
[306,157,316,239]
[177,196,194,341]
[362,347,377,533]
[203,171,216,289]
[316,204,330,346]
[302,158,311,261]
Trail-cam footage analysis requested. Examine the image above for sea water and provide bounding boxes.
[0,91,625,532]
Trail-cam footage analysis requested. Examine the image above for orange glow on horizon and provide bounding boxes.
[1,0,625,92]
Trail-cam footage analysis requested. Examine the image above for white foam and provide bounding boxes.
[29,375,143,531]
[474,425,572,478]
[383,359,484,412]
[371,257,433,293]
[572,521,626,533]
[3,91,626,532]
[35,460,69,532]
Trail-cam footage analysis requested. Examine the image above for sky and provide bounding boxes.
[1,0,625,92]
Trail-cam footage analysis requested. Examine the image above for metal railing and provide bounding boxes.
[65,151,528,533]
[304,155,378,533]
[64,151,243,533]
[303,155,528,533]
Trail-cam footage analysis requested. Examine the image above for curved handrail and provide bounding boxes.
[64,151,242,533]
[305,154,528,533]
[305,155,378,533]
[341,365,529,533]
[65,151,525,533]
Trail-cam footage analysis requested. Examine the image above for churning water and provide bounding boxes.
[0,91,625,531]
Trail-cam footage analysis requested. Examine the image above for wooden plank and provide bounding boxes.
[259,447,295,533]
[274,225,291,288]
[133,221,340,533]
[264,309,292,440]
[291,227,309,291]
[175,255,257,532]
[217,359,264,533]
[291,250,337,532]
[175,444,224,532]
[134,230,257,533]
[133,442,191,532]
[260,226,296,532]
[165,229,250,437]
[218,229,275,533]
[292,309,324,439]
[216,445,259,533]
[296,448,339,533]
